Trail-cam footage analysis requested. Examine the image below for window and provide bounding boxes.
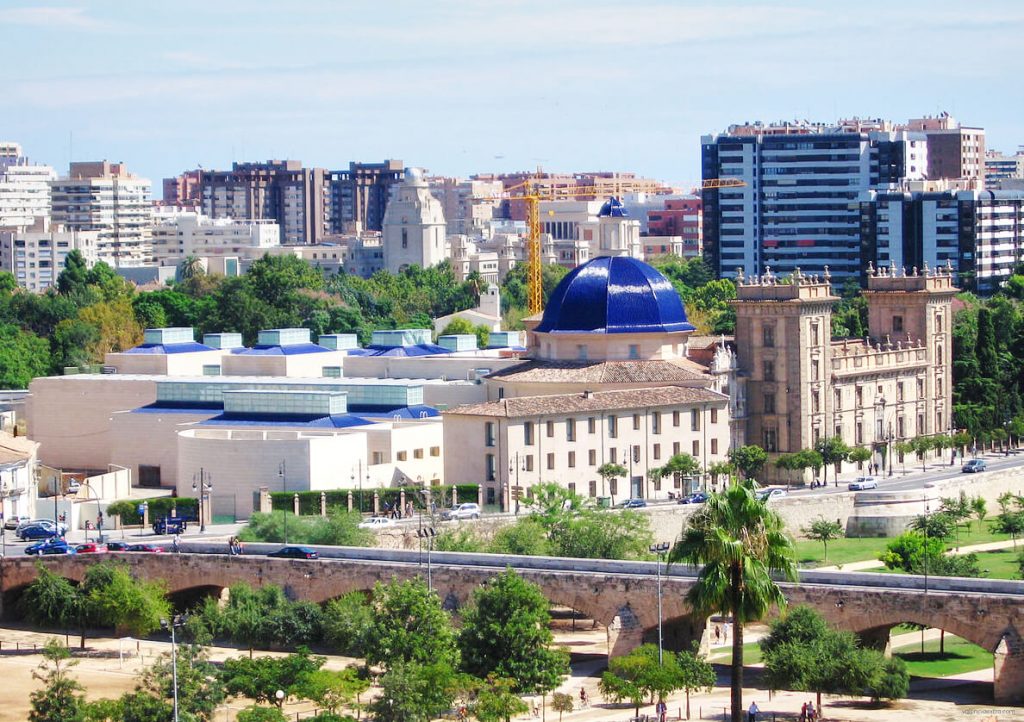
[763,393,775,414]
[812,359,820,381]
[897,417,905,438]
[691,409,700,431]
[633,445,640,463]
[577,344,588,360]
[856,386,863,407]
[401,228,408,249]
[397,451,407,461]
[567,482,576,495]
[608,415,618,438]
[588,417,596,434]
[588,449,597,465]
[609,478,618,496]
[372,451,384,464]
[633,413,641,430]
[834,389,842,410]
[589,480,597,497]
[917,378,925,398]
[812,392,820,414]
[937,376,944,396]
[763,324,775,347]
[413,449,424,459]
[811,323,820,346]
[524,422,534,446]
[430,446,440,457]
[628,344,640,359]
[546,420,555,438]
[609,448,617,463]
[547,453,555,470]
[692,440,700,456]
[525,455,534,472]
[893,315,904,333]
[653,443,661,460]
[710,408,718,423]
[763,360,775,381]
[673,410,681,427]
[651,411,661,434]
[568,451,576,468]
[897,382,904,402]
[566,418,576,441]
[711,438,719,454]
[673,441,680,455]
[485,454,495,481]
[918,413,925,436]
[763,428,778,452]
[856,422,863,444]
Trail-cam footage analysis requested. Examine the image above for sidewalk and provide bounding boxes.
[815,536,1023,572]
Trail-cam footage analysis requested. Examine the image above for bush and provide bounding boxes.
[268,485,478,516]
[106,497,197,526]
[238,511,374,547]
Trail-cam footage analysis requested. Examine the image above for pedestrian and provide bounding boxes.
[807,701,816,721]
[800,701,807,722]
[580,687,588,708]
[748,700,759,722]
[236,538,244,555]
[714,624,721,643]
[172,534,180,554]
[228,536,236,555]
[656,699,667,722]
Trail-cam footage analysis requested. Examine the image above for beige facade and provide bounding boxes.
[382,168,446,273]
[733,264,955,482]
[444,386,729,508]
[220,349,351,378]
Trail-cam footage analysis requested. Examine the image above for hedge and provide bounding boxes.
[269,484,479,515]
[106,497,198,526]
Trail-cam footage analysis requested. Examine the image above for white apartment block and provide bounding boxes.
[50,162,153,267]
[0,160,57,229]
[151,211,281,268]
[428,176,504,235]
[0,221,99,292]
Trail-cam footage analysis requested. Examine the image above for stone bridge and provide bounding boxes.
[3,548,1024,704]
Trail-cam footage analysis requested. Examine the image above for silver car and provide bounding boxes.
[442,503,481,520]
[848,476,879,491]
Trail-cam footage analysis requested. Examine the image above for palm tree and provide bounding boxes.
[668,483,798,722]
[178,254,205,281]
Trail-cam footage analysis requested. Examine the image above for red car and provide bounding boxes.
[74,543,107,554]
[125,543,164,553]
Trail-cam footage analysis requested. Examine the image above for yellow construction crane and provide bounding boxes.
[502,177,746,315]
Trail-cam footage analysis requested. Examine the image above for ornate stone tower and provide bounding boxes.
[731,267,838,463]
[382,167,447,273]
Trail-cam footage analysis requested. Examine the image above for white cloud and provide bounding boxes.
[0,6,105,30]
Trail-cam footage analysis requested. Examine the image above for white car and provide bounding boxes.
[358,516,396,530]
[16,518,69,537]
[3,515,31,531]
[848,476,879,491]
[442,503,481,521]
[755,488,788,502]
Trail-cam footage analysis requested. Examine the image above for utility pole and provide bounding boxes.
[649,542,670,664]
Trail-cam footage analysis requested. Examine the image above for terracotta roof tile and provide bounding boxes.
[486,359,710,384]
[445,385,727,418]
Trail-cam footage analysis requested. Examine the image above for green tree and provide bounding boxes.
[971,495,988,531]
[136,642,225,721]
[0,270,16,295]
[469,675,529,722]
[910,512,956,541]
[439,317,476,338]
[596,463,627,500]
[814,436,850,487]
[0,324,50,388]
[488,519,551,556]
[598,644,702,718]
[879,532,945,572]
[29,640,86,722]
[85,564,170,638]
[802,517,844,563]
[178,255,206,282]
[663,453,702,489]
[727,445,768,483]
[297,668,369,716]
[548,508,653,560]
[368,662,462,722]
[51,319,101,371]
[322,592,372,657]
[117,690,173,722]
[995,509,1024,546]
[21,565,81,641]
[676,645,717,720]
[847,446,872,471]
[236,707,287,722]
[222,649,324,707]
[56,250,91,298]
[550,692,574,722]
[364,578,459,670]
[706,461,734,491]
[910,436,935,472]
[458,569,569,695]
[668,483,797,722]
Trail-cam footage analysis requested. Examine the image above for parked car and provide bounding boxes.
[3,515,31,531]
[358,516,396,530]
[18,524,60,541]
[962,459,988,473]
[27,539,76,555]
[152,517,188,535]
[848,476,879,491]
[125,543,164,553]
[66,479,81,494]
[74,543,107,554]
[442,503,482,520]
[755,488,788,502]
[267,546,319,560]
[16,519,68,537]
[620,498,648,509]
[678,492,710,505]
[106,541,130,552]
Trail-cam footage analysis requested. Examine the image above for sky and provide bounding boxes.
[3,0,1023,195]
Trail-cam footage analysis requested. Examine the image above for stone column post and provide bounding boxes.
[320,492,327,517]
[373,492,380,515]
[292,493,300,516]
[258,486,271,514]
[347,490,353,512]
[477,485,484,508]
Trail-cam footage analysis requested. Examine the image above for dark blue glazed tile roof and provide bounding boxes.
[233,343,331,356]
[535,256,694,334]
[199,413,373,428]
[121,342,216,355]
[365,344,451,357]
[598,196,628,217]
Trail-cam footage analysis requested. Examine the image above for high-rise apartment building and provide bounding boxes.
[50,161,153,266]
[702,120,927,285]
[199,160,329,245]
[985,149,1024,188]
[860,189,1024,294]
[161,169,202,210]
[906,114,985,188]
[0,221,99,292]
[150,211,280,270]
[647,197,702,255]
[0,148,56,228]
[328,160,403,233]
[428,176,503,235]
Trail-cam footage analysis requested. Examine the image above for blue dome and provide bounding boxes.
[535,256,695,334]
[598,196,628,217]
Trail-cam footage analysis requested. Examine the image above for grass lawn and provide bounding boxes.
[708,641,763,666]
[894,634,993,678]
[971,548,1022,580]
[795,523,1013,568]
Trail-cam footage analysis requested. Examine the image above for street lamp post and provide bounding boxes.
[508,454,525,515]
[649,542,670,664]
[278,461,287,544]
[192,469,212,534]
[161,613,188,722]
